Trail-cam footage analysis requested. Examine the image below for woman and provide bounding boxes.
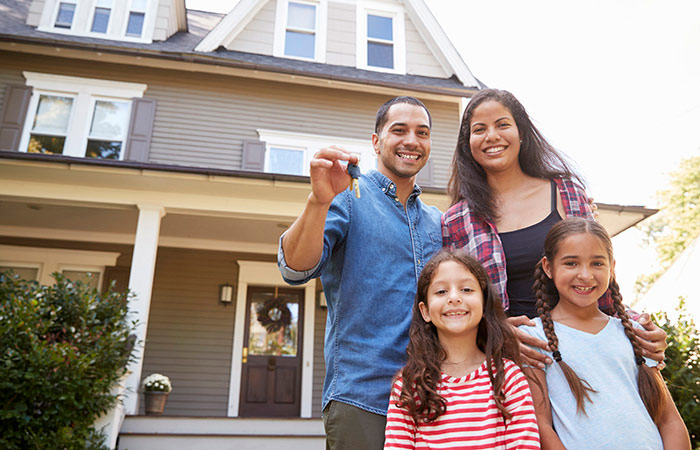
[442,88,666,368]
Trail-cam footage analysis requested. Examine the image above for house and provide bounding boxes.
[0,0,655,448]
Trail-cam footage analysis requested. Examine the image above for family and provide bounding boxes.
[277,91,691,449]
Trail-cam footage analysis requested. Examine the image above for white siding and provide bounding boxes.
[26,0,46,27]
[405,13,448,78]
[226,0,276,55]
[326,1,356,67]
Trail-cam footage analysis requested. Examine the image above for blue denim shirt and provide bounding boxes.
[278,170,442,415]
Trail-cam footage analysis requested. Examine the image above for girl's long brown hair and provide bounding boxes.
[397,248,522,423]
[533,218,666,421]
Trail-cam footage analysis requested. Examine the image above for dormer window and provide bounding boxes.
[90,0,112,34]
[126,0,147,37]
[55,1,76,29]
[356,2,405,73]
[273,0,327,62]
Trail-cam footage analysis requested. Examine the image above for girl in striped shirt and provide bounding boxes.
[384,249,540,449]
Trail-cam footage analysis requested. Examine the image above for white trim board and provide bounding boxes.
[228,261,316,418]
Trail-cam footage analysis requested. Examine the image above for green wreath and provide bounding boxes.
[256,297,292,333]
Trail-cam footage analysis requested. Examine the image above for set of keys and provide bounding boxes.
[347,163,361,199]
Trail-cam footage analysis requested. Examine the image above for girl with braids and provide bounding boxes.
[520,218,689,449]
[384,249,540,449]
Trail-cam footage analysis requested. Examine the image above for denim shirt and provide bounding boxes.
[278,170,442,415]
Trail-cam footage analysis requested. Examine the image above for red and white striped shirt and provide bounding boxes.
[384,359,540,449]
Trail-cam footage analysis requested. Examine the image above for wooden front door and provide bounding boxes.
[239,286,304,417]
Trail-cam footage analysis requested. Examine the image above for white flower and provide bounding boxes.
[142,373,172,393]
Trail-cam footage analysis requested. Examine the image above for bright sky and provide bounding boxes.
[186,0,700,303]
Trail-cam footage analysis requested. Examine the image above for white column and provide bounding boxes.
[123,204,166,415]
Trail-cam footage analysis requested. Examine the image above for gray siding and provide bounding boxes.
[326,2,355,67]
[312,303,327,417]
[26,0,45,27]
[227,0,275,55]
[405,14,448,78]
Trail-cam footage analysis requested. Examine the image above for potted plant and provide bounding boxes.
[141,373,172,415]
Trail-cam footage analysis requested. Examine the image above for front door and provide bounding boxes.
[239,286,303,417]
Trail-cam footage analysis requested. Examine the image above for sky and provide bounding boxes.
[186,0,700,303]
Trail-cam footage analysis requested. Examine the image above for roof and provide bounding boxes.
[0,0,478,97]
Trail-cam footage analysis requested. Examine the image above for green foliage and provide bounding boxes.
[654,298,700,448]
[0,271,136,450]
[637,156,700,296]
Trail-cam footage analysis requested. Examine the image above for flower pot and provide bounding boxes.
[144,391,169,415]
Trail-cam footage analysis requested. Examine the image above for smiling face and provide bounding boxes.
[543,232,614,312]
[419,260,484,340]
[468,100,521,176]
[372,102,431,182]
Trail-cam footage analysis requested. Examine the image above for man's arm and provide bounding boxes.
[282,147,358,271]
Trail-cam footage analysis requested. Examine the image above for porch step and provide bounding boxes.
[118,416,325,450]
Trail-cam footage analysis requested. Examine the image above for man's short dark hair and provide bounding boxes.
[374,96,432,134]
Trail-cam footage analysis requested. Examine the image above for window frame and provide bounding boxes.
[19,72,147,160]
[53,0,78,30]
[273,0,328,63]
[257,129,377,176]
[356,1,406,74]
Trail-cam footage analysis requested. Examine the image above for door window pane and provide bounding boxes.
[368,42,394,69]
[62,270,101,290]
[126,12,145,36]
[0,266,39,281]
[269,147,304,175]
[248,291,299,356]
[368,15,392,40]
[55,2,76,28]
[91,7,111,33]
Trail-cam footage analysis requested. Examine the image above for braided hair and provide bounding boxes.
[534,218,666,422]
[397,248,522,423]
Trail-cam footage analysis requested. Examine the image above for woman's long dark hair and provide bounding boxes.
[448,89,584,221]
[397,248,522,423]
[532,218,666,421]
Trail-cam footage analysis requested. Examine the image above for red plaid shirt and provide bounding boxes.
[442,178,614,315]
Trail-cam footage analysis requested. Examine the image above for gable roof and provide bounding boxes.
[195,0,480,88]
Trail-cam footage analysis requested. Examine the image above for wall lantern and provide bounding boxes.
[318,289,327,308]
[219,283,234,304]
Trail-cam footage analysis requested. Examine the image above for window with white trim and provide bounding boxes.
[258,129,377,176]
[273,0,327,62]
[20,72,147,160]
[39,0,157,43]
[356,2,405,73]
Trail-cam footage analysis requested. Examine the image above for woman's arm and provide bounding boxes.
[523,368,567,450]
[654,370,691,449]
[384,379,416,449]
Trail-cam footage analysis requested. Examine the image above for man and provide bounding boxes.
[278,96,442,449]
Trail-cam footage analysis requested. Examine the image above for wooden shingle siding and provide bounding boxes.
[227,0,276,55]
[405,14,448,78]
[26,0,45,27]
[312,304,327,417]
[140,247,276,416]
[326,1,356,67]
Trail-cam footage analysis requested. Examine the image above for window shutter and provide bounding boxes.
[241,140,267,171]
[0,86,32,151]
[123,97,156,162]
[416,158,434,188]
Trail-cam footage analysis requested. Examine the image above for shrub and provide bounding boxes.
[0,271,136,450]
[654,298,700,449]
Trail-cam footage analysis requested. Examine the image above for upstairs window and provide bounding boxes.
[20,72,147,160]
[126,0,147,37]
[273,0,327,62]
[90,0,112,33]
[55,1,77,29]
[356,2,405,73]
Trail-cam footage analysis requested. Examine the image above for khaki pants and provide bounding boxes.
[322,400,387,450]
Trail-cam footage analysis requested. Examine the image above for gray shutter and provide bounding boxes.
[416,158,434,187]
[0,86,32,151]
[241,140,267,171]
[123,97,156,162]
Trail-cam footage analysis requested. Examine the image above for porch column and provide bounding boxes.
[123,204,166,414]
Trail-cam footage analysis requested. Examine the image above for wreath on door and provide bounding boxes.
[256,296,292,333]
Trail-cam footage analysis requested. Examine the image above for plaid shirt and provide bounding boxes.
[442,177,614,315]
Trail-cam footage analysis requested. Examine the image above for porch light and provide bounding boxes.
[318,290,327,308]
[219,283,234,304]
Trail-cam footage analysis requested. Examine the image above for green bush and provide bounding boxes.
[654,298,700,449]
[0,271,136,449]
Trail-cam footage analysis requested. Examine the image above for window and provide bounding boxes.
[273,0,327,62]
[62,269,101,290]
[126,0,147,37]
[20,72,147,160]
[0,265,40,281]
[55,1,77,29]
[258,129,376,176]
[356,2,405,73]
[90,0,112,33]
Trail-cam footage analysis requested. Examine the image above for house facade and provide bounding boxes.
[0,0,654,448]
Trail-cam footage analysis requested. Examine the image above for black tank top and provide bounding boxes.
[498,181,562,318]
